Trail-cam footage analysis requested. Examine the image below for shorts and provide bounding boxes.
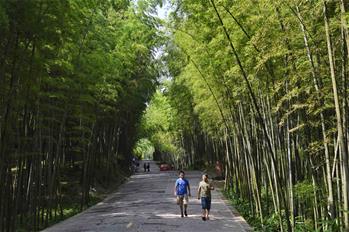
[176,194,189,205]
[201,197,211,210]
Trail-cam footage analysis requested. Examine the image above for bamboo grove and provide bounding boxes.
[0,0,162,231]
[141,0,349,231]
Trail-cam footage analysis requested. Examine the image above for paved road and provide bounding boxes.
[43,161,251,232]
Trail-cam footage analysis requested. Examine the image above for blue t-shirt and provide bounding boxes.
[175,178,189,195]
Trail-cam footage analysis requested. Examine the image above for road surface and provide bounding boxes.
[43,161,251,232]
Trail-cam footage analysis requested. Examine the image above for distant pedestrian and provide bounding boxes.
[215,161,223,179]
[146,163,150,172]
[131,157,137,173]
[174,170,191,217]
[144,163,147,172]
[197,174,214,221]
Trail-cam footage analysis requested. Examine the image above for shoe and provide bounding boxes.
[202,216,206,221]
[184,211,188,217]
[181,214,184,218]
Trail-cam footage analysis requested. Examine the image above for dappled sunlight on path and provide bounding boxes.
[43,161,251,232]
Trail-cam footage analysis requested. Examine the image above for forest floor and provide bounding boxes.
[25,165,130,231]
[42,161,251,232]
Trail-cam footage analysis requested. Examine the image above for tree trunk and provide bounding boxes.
[323,1,349,229]
[296,5,336,221]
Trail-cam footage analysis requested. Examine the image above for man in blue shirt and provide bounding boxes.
[174,170,191,217]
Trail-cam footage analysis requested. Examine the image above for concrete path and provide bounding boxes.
[43,161,251,232]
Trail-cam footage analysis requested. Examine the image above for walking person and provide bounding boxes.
[197,174,214,221]
[174,170,191,217]
[215,161,223,179]
[146,162,150,172]
[143,162,147,172]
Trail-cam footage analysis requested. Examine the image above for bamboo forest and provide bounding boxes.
[1,0,349,231]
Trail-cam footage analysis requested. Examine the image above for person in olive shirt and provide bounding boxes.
[197,174,214,221]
